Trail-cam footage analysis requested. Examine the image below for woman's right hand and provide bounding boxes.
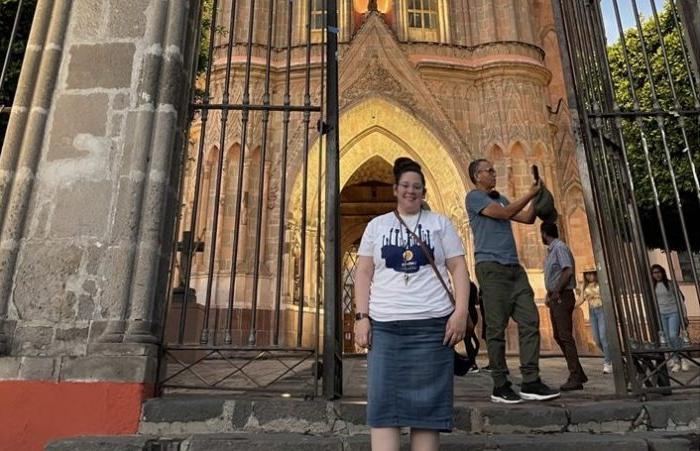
[354,318,371,349]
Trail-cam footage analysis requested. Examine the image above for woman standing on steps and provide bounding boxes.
[353,157,470,451]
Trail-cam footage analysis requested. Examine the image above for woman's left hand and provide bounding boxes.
[444,309,468,346]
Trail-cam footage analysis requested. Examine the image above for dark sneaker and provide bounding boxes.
[519,379,561,401]
[559,379,584,391]
[491,382,523,404]
[467,364,480,374]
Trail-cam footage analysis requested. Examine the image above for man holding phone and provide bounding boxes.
[465,159,560,404]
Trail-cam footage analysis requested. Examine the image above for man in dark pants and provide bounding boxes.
[541,221,588,391]
[466,159,560,404]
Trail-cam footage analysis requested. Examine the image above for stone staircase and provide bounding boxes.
[46,396,700,450]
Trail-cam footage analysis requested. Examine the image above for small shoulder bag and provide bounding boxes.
[393,211,476,376]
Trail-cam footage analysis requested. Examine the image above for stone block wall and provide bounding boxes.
[0,1,201,448]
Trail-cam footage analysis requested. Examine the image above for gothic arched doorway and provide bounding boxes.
[340,156,395,353]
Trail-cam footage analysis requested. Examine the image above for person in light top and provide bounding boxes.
[354,157,470,451]
[577,269,613,374]
[651,264,690,372]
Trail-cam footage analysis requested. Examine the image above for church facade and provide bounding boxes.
[178,0,596,354]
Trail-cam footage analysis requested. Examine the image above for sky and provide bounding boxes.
[599,0,667,43]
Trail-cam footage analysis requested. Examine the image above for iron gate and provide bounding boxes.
[555,0,700,395]
[0,0,36,153]
[159,0,341,398]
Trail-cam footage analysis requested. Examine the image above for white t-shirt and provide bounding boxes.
[358,210,465,321]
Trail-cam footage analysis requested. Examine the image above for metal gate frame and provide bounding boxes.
[158,0,341,399]
[553,0,700,396]
[1,0,36,154]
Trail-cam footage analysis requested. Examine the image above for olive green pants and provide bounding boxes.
[475,261,541,387]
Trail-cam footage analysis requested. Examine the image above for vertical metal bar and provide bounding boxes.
[200,0,243,345]
[589,1,659,345]
[630,0,696,340]
[673,0,700,89]
[178,0,219,344]
[223,0,257,345]
[553,0,627,395]
[314,0,328,398]
[610,0,668,345]
[0,0,23,95]
[247,0,276,345]
[649,0,700,203]
[297,0,314,347]
[272,0,295,346]
[323,0,342,400]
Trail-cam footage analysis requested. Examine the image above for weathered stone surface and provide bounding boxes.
[473,405,567,433]
[12,243,83,323]
[47,93,109,160]
[228,400,254,428]
[113,93,131,111]
[87,343,158,357]
[646,400,700,430]
[569,401,644,424]
[11,325,54,355]
[252,399,329,432]
[67,43,135,89]
[452,405,473,432]
[567,400,644,432]
[0,357,21,379]
[335,402,366,425]
[186,433,344,451]
[644,435,697,451]
[108,0,148,38]
[142,396,226,423]
[50,181,112,238]
[69,0,106,40]
[46,435,155,451]
[18,356,58,380]
[60,355,156,382]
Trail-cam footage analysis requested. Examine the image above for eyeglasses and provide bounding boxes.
[478,168,496,175]
[398,182,424,191]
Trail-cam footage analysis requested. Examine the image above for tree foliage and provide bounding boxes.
[0,0,37,147]
[606,0,700,250]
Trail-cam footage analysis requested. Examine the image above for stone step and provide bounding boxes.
[46,431,700,451]
[137,396,700,436]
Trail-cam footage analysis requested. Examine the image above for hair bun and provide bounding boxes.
[393,157,421,177]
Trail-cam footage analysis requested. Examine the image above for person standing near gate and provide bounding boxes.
[577,269,613,374]
[541,221,587,391]
[465,159,559,404]
[354,157,470,451]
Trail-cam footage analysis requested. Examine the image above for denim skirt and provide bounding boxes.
[367,315,453,431]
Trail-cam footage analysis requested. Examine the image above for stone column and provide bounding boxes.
[0,0,200,447]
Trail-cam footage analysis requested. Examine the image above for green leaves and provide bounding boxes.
[605,1,700,250]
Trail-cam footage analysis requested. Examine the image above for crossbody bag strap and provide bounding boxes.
[394,210,455,304]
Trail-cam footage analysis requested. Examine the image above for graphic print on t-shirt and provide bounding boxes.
[380,223,435,273]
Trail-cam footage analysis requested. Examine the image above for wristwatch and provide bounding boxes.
[355,312,370,321]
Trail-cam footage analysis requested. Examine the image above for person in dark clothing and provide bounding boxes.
[466,158,560,404]
[462,281,481,373]
[541,221,587,391]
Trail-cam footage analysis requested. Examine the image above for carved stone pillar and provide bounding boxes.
[0,0,201,446]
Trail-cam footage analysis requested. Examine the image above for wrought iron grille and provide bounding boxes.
[555,0,700,395]
[159,0,341,398]
[0,0,36,153]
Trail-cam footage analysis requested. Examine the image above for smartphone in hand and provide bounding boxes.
[531,165,540,183]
